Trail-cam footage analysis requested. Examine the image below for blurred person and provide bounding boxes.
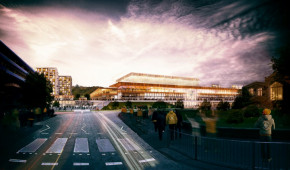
[130,108,134,119]
[201,109,218,152]
[255,108,275,162]
[152,109,158,132]
[156,111,166,141]
[175,109,183,139]
[166,109,178,140]
[137,108,143,122]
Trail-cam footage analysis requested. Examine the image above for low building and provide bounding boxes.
[90,72,239,108]
[244,73,287,108]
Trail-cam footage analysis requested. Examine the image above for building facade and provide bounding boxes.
[59,76,72,95]
[244,73,286,108]
[36,67,59,95]
[0,41,35,114]
[90,73,239,108]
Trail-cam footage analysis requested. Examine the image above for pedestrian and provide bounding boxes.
[166,109,178,140]
[156,111,166,140]
[175,109,183,139]
[201,109,218,152]
[130,108,134,119]
[137,108,143,122]
[254,108,275,162]
[152,109,158,132]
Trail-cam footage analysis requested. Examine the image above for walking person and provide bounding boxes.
[175,109,183,139]
[201,109,218,152]
[137,108,143,122]
[156,111,166,141]
[166,109,178,140]
[254,108,275,162]
[152,109,158,132]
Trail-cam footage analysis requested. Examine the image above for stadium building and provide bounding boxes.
[90,73,239,108]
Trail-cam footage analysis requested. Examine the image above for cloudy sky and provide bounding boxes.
[0,0,289,87]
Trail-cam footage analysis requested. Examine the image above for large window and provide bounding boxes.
[257,88,262,96]
[270,82,283,100]
[249,88,254,95]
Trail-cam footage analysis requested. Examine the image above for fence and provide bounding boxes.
[157,131,290,170]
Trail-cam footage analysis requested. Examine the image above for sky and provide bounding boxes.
[0,0,289,87]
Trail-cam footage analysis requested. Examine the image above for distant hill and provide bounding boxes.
[72,85,101,99]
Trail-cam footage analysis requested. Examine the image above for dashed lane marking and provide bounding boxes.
[9,159,26,163]
[41,163,58,166]
[105,162,123,166]
[73,163,89,166]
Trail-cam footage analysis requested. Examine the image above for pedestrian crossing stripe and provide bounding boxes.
[17,138,47,153]
[46,138,68,153]
[74,138,89,153]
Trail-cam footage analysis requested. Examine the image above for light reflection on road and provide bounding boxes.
[94,111,158,169]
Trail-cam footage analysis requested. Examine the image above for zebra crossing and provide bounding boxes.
[10,137,155,167]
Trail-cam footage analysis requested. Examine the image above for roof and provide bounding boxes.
[116,72,199,86]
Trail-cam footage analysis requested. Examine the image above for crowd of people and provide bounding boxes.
[121,106,275,162]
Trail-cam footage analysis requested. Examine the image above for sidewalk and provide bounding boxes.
[118,112,234,170]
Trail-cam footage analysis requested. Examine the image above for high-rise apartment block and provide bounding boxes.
[36,67,72,96]
[36,67,59,95]
[59,76,72,95]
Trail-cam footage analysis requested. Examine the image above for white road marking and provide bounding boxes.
[9,159,26,163]
[139,158,156,163]
[105,162,123,166]
[41,133,49,135]
[96,139,116,152]
[81,124,90,134]
[17,138,47,153]
[74,138,89,153]
[70,133,78,135]
[41,163,58,166]
[40,125,50,133]
[46,138,68,153]
[73,163,89,166]
[55,133,62,135]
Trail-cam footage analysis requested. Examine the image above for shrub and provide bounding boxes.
[226,110,244,124]
[244,105,260,118]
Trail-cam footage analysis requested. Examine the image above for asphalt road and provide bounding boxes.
[2,111,188,170]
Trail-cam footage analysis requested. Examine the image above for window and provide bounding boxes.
[249,88,254,95]
[257,88,262,96]
[270,82,283,100]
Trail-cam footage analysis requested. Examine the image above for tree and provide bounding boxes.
[22,72,53,109]
[217,101,230,111]
[52,101,60,107]
[112,101,119,109]
[75,94,80,100]
[175,99,184,109]
[152,100,167,108]
[125,100,132,108]
[199,100,211,111]
[85,94,90,100]
[271,44,290,112]
[232,87,252,109]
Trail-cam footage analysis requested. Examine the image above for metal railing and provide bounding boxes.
[161,130,290,170]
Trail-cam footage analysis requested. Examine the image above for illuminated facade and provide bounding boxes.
[59,76,72,95]
[36,67,59,95]
[91,73,239,108]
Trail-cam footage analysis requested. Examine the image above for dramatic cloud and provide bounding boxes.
[0,0,288,87]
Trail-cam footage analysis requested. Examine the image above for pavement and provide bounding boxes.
[118,112,235,170]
